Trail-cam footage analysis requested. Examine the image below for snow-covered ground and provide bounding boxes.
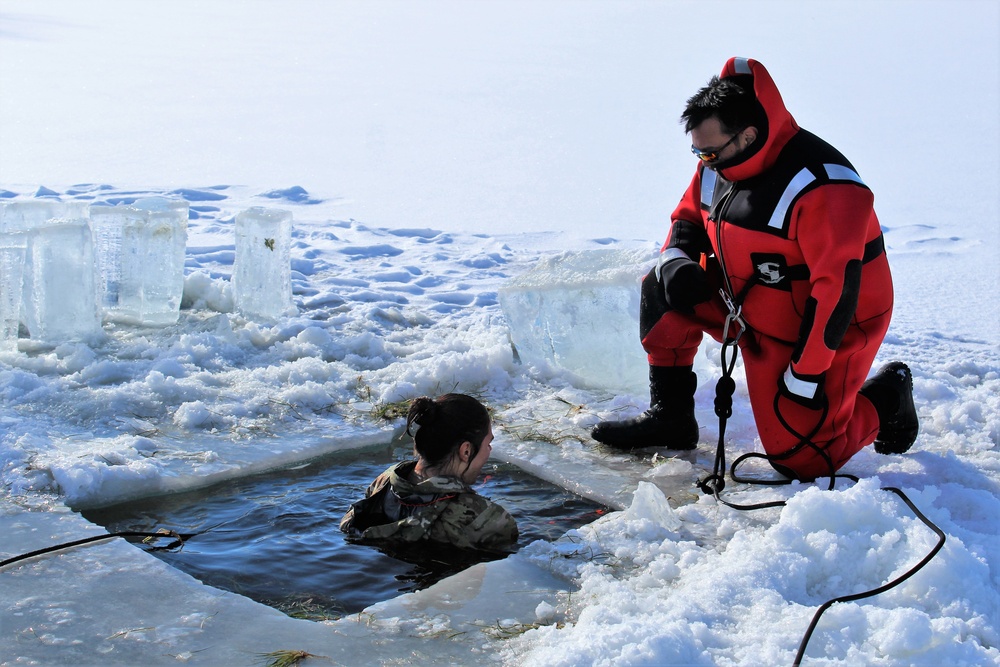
[1,2,998,666]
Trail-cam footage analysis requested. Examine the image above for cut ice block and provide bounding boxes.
[0,200,90,234]
[89,205,135,313]
[233,207,294,320]
[25,218,102,342]
[0,235,27,351]
[125,197,189,325]
[1,200,92,337]
[498,248,656,393]
[89,197,188,325]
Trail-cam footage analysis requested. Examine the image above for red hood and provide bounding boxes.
[715,57,799,182]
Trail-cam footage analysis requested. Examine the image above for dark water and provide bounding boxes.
[82,444,608,620]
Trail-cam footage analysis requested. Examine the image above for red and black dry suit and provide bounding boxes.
[642,57,893,480]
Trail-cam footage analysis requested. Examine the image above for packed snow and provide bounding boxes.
[1,2,998,666]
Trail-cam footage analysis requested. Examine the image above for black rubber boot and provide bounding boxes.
[860,361,918,454]
[591,366,699,450]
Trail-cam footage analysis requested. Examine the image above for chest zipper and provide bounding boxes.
[709,185,740,302]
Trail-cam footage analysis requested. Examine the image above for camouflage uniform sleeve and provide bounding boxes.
[365,469,392,498]
[353,497,453,544]
[339,469,393,534]
[339,506,354,533]
[430,493,519,552]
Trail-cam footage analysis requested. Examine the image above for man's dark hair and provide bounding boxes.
[681,74,762,134]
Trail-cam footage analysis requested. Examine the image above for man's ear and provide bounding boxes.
[744,125,759,145]
[458,441,472,462]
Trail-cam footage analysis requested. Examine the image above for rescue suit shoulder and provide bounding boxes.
[701,128,869,237]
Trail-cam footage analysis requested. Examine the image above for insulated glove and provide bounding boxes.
[778,365,826,410]
[655,249,711,315]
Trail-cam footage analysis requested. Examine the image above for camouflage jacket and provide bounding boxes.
[339,461,518,552]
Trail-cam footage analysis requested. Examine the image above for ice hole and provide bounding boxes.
[82,443,608,621]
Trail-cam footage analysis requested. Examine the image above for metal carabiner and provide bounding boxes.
[719,288,745,345]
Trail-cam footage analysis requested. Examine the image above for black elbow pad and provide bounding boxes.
[825,260,862,350]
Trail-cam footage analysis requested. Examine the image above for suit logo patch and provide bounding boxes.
[757,261,784,284]
[751,253,793,291]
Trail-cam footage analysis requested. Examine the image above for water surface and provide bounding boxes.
[84,443,607,619]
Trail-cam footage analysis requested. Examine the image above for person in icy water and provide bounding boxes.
[340,393,518,551]
[590,57,918,481]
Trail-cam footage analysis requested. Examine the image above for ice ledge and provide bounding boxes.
[0,495,574,665]
[1,427,710,665]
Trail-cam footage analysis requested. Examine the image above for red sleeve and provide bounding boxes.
[789,183,875,377]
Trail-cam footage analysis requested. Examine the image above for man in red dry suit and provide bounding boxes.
[591,57,918,480]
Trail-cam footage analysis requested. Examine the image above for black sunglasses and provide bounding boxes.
[691,130,744,162]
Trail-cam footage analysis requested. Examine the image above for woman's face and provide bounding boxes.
[460,426,494,485]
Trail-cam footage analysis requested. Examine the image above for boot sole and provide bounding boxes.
[591,424,699,451]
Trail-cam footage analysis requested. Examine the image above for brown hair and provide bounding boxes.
[405,394,491,468]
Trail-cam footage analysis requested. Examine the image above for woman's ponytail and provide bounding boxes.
[405,394,489,468]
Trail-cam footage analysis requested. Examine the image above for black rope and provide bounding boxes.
[792,484,947,666]
[0,529,194,569]
[697,337,738,496]
[696,290,946,666]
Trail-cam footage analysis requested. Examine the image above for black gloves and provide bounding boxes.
[656,250,711,315]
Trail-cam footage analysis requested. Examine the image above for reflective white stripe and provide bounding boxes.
[659,248,689,265]
[767,168,816,230]
[734,57,752,74]
[655,247,689,280]
[700,167,718,207]
[824,163,865,186]
[783,367,818,400]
